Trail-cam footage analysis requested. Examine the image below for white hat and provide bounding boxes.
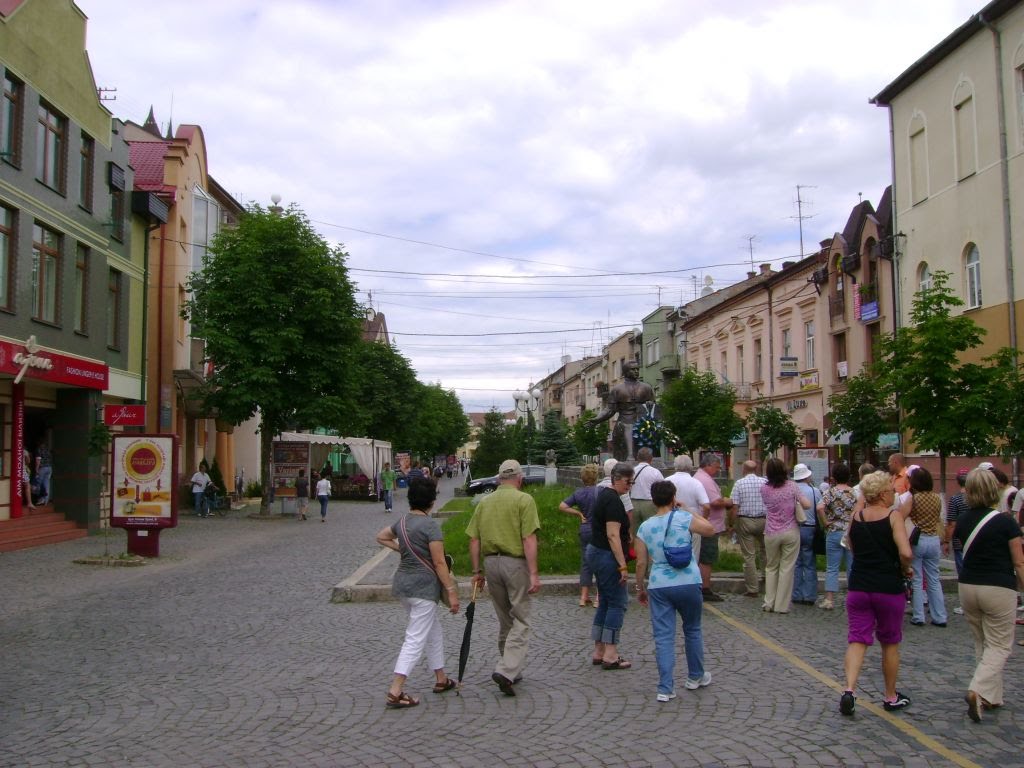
[792,463,812,481]
[907,464,921,475]
[977,461,994,471]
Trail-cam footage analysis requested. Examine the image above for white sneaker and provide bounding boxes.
[684,672,712,690]
[656,692,677,702]
[954,606,964,615]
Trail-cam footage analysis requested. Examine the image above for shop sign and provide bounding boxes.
[786,399,808,412]
[877,433,901,451]
[799,372,819,390]
[860,301,880,322]
[730,429,748,446]
[779,356,799,376]
[0,336,108,390]
[103,404,146,426]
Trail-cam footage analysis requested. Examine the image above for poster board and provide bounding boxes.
[797,448,829,485]
[273,441,310,493]
[110,434,178,528]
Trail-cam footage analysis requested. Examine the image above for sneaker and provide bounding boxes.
[684,672,712,690]
[953,606,964,615]
[883,691,911,711]
[839,690,856,716]
[656,692,677,703]
[818,598,834,610]
[701,590,724,602]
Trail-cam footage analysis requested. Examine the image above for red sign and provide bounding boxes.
[0,337,108,390]
[104,404,147,426]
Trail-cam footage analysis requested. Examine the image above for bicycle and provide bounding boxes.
[203,485,229,517]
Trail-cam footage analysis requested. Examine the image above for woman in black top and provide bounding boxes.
[585,462,634,670]
[954,468,1024,722]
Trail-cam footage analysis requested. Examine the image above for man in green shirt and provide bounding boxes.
[380,463,397,513]
[468,459,541,696]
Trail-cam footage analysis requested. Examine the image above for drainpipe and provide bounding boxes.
[155,224,166,433]
[980,12,1019,488]
[140,220,160,420]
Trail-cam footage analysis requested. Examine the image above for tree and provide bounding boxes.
[537,411,579,466]
[341,340,421,448]
[412,384,470,458]
[746,402,802,457]
[987,348,1024,461]
[825,371,893,460]
[570,409,606,458]
[659,367,745,455]
[877,270,995,490]
[472,409,511,477]
[184,204,362,515]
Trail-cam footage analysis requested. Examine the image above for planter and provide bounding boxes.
[74,554,147,567]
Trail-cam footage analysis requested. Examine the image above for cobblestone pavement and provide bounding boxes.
[1,476,1021,767]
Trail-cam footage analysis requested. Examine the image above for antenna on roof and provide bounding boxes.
[97,87,117,102]
[744,234,757,272]
[790,184,817,259]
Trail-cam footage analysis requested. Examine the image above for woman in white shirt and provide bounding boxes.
[316,474,332,522]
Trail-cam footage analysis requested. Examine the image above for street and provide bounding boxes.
[1,478,1021,768]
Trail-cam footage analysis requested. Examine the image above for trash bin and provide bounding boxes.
[280,497,298,517]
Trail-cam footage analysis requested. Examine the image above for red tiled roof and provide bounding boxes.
[0,0,28,18]
[129,140,174,194]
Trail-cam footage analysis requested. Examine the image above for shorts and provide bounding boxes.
[297,496,309,510]
[846,591,905,645]
[698,533,719,565]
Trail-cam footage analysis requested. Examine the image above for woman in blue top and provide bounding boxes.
[559,463,601,607]
[635,480,716,702]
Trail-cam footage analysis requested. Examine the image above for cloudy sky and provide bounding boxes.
[79,0,981,413]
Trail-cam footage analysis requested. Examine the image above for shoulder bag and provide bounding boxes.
[662,509,692,568]
[961,509,1002,561]
[794,484,808,524]
[397,515,456,607]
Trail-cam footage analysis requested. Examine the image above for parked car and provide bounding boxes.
[466,464,548,495]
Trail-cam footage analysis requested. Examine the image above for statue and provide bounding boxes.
[587,359,656,461]
[544,448,557,467]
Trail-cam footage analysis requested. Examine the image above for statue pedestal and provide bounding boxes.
[544,467,557,486]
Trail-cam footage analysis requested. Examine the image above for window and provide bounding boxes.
[704,355,711,372]
[74,244,88,333]
[191,185,220,270]
[802,429,819,447]
[754,338,762,380]
[866,322,881,366]
[965,244,982,309]
[1017,55,1024,144]
[2,72,22,166]
[804,320,815,368]
[177,285,187,342]
[919,263,932,293]
[834,332,848,380]
[0,205,13,311]
[36,103,66,192]
[651,337,660,362]
[737,344,745,383]
[781,328,792,358]
[909,113,928,205]
[108,163,125,241]
[31,222,61,323]
[79,133,94,211]
[954,81,977,180]
[106,269,121,348]
[720,349,728,380]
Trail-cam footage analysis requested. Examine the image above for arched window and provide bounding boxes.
[909,112,928,204]
[953,79,977,180]
[965,244,982,309]
[919,262,932,293]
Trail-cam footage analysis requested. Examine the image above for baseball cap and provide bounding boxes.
[792,463,812,481]
[956,468,969,482]
[977,461,994,471]
[498,459,523,478]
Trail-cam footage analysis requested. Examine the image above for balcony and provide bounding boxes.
[858,282,878,303]
[730,382,755,401]
[658,352,680,372]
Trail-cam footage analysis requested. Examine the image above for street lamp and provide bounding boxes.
[513,387,542,464]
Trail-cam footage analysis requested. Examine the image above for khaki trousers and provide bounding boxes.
[958,582,1017,706]
[484,554,532,680]
[735,516,767,594]
[764,528,800,613]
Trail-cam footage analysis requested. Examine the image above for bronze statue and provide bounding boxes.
[587,359,655,460]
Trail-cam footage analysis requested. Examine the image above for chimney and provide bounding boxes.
[759,263,772,275]
[782,261,795,270]
[747,271,757,279]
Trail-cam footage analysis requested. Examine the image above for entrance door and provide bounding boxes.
[24,407,55,507]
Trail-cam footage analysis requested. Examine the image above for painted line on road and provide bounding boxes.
[705,605,981,768]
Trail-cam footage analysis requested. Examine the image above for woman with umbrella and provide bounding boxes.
[375,477,460,709]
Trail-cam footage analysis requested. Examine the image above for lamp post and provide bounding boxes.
[513,386,542,464]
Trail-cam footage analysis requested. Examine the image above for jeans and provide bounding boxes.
[37,465,52,504]
[648,584,704,694]
[193,491,207,516]
[578,524,594,588]
[792,526,818,602]
[586,545,628,645]
[824,529,852,593]
[318,494,329,519]
[383,489,394,511]
[911,534,948,624]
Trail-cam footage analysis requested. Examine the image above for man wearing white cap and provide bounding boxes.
[468,459,541,696]
[791,463,821,606]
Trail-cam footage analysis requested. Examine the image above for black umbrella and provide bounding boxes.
[456,581,479,694]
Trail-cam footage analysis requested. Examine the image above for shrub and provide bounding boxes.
[243,480,264,498]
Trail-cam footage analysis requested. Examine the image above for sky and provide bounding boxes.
[78,0,983,414]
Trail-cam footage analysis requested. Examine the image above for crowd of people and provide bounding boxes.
[373,453,1024,722]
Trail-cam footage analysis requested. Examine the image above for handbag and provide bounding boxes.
[908,526,921,546]
[662,509,692,569]
[794,498,808,525]
[397,515,456,606]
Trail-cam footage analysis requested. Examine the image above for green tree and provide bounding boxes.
[184,204,362,515]
[412,384,470,458]
[341,340,421,448]
[746,402,802,457]
[877,270,995,489]
[537,411,579,466]
[570,409,606,458]
[659,367,745,454]
[472,409,511,477]
[987,348,1024,460]
[825,371,893,460]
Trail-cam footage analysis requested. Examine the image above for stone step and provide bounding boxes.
[0,512,87,553]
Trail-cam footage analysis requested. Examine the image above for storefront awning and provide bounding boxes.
[825,431,851,447]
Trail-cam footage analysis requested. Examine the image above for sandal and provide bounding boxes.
[432,678,457,694]
[591,656,604,666]
[602,657,632,670]
[385,691,420,709]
